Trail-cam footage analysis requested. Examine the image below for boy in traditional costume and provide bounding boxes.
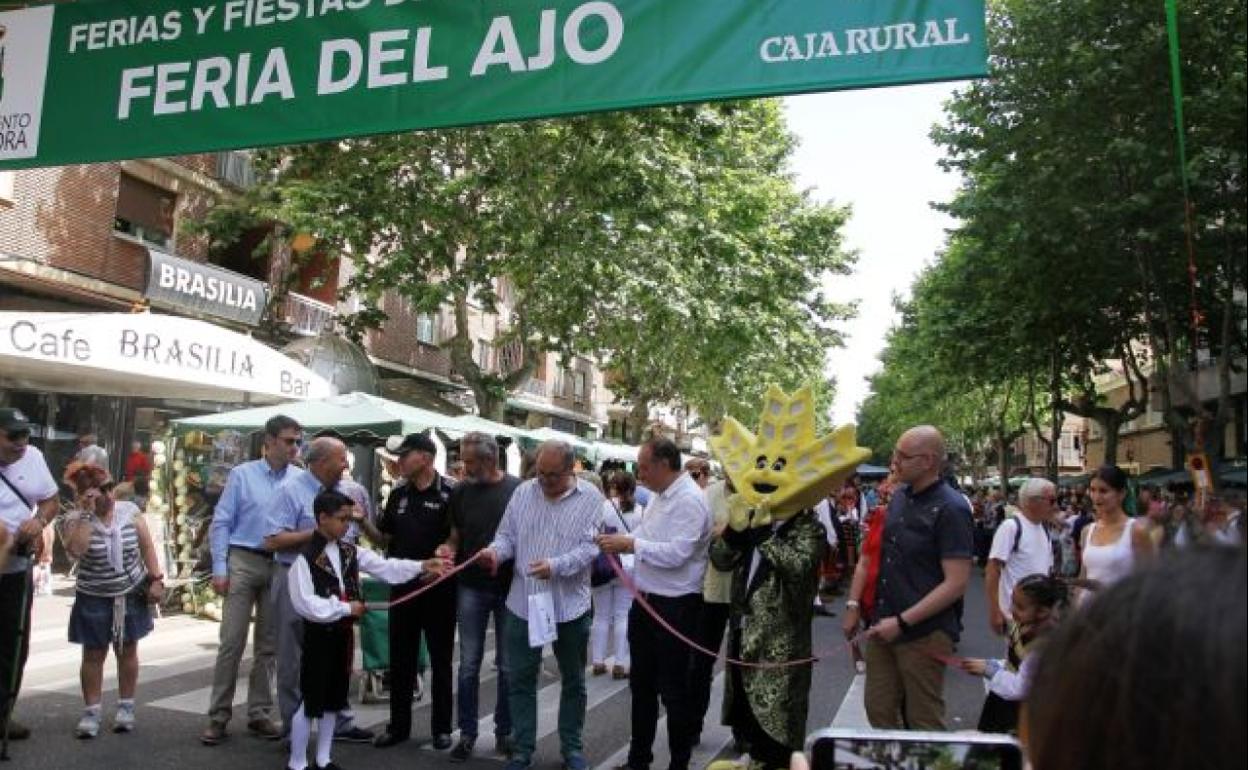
[285,490,446,770]
[708,386,869,770]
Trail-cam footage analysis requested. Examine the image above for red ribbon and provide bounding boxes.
[607,549,867,669]
[364,550,486,611]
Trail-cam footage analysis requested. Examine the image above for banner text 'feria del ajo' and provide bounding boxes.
[0,0,986,169]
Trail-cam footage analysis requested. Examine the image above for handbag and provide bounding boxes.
[590,500,632,588]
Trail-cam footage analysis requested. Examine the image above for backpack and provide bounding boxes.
[1002,514,1060,574]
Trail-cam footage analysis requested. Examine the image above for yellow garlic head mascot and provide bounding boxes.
[711,384,870,528]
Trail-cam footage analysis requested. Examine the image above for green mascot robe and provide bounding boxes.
[710,509,826,760]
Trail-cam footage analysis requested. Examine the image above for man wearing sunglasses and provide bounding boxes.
[201,414,304,746]
[0,408,60,744]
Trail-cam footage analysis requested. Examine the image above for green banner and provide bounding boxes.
[0,0,986,170]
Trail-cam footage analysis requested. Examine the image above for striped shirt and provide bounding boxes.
[75,501,147,597]
[489,478,604,623]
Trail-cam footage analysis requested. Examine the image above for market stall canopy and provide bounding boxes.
[0,311,331,403]
[524,426,597,455]
[172,392,537,444]
[173,392,406,436]
[594,442,640,464]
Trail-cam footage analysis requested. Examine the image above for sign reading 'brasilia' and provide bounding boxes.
[0,0,986,170]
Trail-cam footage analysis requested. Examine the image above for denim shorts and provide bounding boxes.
[68,591,153,649]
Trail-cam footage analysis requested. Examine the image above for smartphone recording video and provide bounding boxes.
[807,728,1024,770]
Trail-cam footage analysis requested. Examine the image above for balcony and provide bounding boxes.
[216,151,257,189]
[282,291,335,336]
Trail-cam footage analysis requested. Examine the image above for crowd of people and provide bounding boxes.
[1,405,1245,770]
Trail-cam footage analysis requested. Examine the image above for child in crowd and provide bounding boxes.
[962,573,1068,735]
[286,490,446,770]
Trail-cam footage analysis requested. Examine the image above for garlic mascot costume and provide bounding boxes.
[708,386,869,770]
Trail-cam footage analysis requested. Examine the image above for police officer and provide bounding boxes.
[372,433,457,749]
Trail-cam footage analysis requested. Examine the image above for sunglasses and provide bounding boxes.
[278,436,304,446]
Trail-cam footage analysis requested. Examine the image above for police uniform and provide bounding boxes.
[378,471,456,742]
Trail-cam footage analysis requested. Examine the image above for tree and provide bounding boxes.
[926,0,1246,468]
[199,101,855,424]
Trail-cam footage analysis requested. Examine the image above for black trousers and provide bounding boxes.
[627,592,701,770]
[687,600,730,739]
[388,581,456,737]
[0,570,33,724]
[727,633,792,769]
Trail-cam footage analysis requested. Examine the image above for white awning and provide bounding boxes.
[0,311,331,403]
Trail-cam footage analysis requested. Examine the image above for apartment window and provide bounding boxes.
[416,313,437,344]
[561,369,575,398]
[573,371,587,403]
[0,171,14,203]
[114,173,175,249]
[476,338,492,371]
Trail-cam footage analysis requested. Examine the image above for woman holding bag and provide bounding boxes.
[60,462,164,739]
[591,472,643,679]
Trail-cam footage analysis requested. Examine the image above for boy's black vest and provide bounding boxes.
[301,531,362,627]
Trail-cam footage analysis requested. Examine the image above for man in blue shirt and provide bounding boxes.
[201,415,303,746]
[847,425,973,730]
[263,436,373,743]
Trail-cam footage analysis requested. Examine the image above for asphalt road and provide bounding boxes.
[7,569,999,770]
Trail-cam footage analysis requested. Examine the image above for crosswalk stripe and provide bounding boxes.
[451,666,632,759]
[593,672,733,770]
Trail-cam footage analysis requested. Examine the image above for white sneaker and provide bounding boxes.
[113,702,136,733]
[76,709,101,739]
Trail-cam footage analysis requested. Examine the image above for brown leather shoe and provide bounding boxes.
[246,717,281,740]
[200,722,227,745]
[612,666,629,680]
[592,663,607,676]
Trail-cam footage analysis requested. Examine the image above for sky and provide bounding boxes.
[783,83,964,426]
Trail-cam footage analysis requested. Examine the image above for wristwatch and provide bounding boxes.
[895,613,912,633]
[845,600,861,611]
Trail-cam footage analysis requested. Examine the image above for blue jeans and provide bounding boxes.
[457,584,512,738]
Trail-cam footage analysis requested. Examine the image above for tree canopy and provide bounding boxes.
[198,100,855,427]
[859,0,1246,476]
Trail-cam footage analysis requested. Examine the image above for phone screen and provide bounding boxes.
[810,733,1023,770]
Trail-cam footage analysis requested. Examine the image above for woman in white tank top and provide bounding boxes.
[1077,465,1154,602]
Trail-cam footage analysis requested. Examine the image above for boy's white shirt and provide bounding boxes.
[288,539,424,623]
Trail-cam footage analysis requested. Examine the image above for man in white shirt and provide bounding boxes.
[599,438,711,770]
[0,408,61,744]
[985,477,1057,635]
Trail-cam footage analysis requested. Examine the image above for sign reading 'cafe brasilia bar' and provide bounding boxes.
[0,0,986,169]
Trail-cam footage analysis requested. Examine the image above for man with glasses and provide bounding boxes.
[845,425,973,730]
[985,478,1056,636]
[478,440,604,770]
[0,408,60,744]
[201,414,303,745]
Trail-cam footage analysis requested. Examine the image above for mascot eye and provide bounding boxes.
[772,458,787,472]
[755,455,769,469]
